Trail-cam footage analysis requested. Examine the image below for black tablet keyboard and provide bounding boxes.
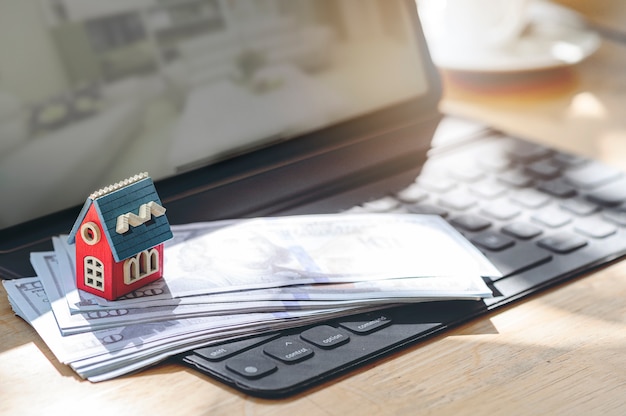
[180,130,626,397]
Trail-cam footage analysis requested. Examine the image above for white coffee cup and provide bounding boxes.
[419,0,530,50]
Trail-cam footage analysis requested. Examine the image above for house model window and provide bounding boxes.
[124,248,160,285]
[81,222,101,245]
[67,173,173,300]
[84,256,105,291]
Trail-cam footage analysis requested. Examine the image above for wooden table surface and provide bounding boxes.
[2,5,626,416]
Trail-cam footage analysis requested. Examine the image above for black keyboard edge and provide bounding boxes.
[177,247,625,399]
[176,130,626,398]
[179,300,488,398]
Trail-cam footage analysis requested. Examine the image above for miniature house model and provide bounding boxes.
[67,173,173,300]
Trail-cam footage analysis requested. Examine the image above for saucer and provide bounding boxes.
[422,2,601,72]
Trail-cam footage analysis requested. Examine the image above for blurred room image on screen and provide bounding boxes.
[0,0,426,227]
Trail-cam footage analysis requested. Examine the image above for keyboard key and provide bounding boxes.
[551,152,588,168]
[263,338,314,363]
[502,222,543,239]
[498,168,534,188]
[301,325,350,349]
[505,141,551,163]
[525,160,561,179]
[603,209,626,226]
[396,184,429,203]
[564,162,622,189]
[447,164,485,182]
[509,189,551,208]
[450,214,492,232]
[361,196,400,212]
[480,201,521,221]
[531,208,572,228]
[438,191,478,211]
[471,231,515,251]
[482,243,552,279]
[226,354,277,379]
[339,313,392,334]
[537,179,577,198]
[476,154,511,172]
[574,219,617,239]
[559,198,600,216]
[469,179,508,199]
[416,176,457,193]
[585,177,626,207]
[537,232,588,254]
[194,334,279,362]
[406,203,449,217]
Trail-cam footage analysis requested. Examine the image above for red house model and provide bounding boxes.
[67,172,173,300]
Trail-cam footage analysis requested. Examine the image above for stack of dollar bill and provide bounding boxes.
[3,214,500,382]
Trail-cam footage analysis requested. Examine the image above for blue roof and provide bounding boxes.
[67,177,172,262]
